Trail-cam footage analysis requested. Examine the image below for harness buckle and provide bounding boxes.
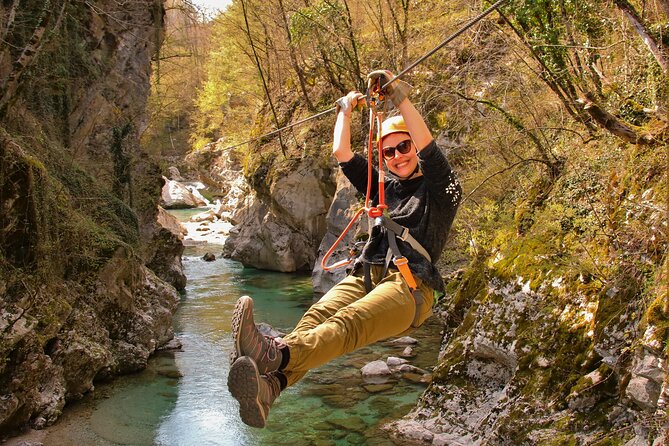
[393,256,418,290]
[398,227,410,241]
[393,256,409,266]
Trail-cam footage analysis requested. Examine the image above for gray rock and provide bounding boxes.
[361,360,392,377]
[159,337,183,351]
[400,346,416,358]
[387,357,409,367]
[625,435,649,446]
[168,166,185,181]
[632,349,666,384]
[202,252,216,262]
[386,420,435,444]
[147,207,187,291]
[626,376,661,412]
[387,336,418,346]
[397,364,429,375]
[433,432,476,446]
[160,177,206,209]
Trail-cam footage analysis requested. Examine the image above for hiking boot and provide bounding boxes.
[227,356,282,428]
[231,295,285,374]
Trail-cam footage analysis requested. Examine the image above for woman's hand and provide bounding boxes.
[335,91,366,117]
[366,70,411,107]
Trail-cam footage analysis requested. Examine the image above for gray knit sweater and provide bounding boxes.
[339,140,462,292]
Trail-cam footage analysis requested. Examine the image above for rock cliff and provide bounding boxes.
[189,139,337,273]
[312,170,369,295]
[385,138,668,445]
[223,160,335,272]
[0,0,181,436]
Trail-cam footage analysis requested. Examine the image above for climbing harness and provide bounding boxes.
[321,78,431,327]
[216,0,506,154]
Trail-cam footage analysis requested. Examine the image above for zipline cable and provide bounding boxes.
[217,0,506,153]
[381,0,506,90]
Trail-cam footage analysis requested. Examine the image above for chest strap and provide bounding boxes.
[378,216,431,263]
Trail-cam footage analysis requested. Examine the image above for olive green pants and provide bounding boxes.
[281,265,433,387]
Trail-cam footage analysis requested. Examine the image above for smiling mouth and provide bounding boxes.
[395,160,410,169]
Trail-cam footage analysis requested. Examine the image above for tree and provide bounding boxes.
[0,0,69,116]
[500,0,665,144]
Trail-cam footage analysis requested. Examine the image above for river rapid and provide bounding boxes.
[7,210,442,446]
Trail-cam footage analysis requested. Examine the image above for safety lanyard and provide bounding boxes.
[321,81,387,271]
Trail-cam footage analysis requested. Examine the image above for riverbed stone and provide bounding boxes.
[158,338,183,351]
[363,383,395,393]
[386,336,418,346]
[387,357,409,367]
[362,360,392,377]
[396,364,429,375]
[402,372,432,385]
[322,394,357,409]
[308,383,346,396]
[400,346,416,358]
[327,415,367,432]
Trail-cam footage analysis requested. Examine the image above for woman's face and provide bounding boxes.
[382,132,418,179]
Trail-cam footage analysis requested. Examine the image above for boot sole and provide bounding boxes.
[230,296,253,366]
[227,356,267,428]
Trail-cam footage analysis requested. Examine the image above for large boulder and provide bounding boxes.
[0,247,179,434]
[145,206,187,291]
[224,162,334,272]
[160,176,206,209]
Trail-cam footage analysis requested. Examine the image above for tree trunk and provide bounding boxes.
[385,0,409,69]
[276,0,314,110]
[0,1,69,115]
[0,0,20,42]
[657,0,669,18]
[615,0,668,73]
[498,11,596,131]
[240,0,287,157]
[340,0,363,88]
[580,93,653,144]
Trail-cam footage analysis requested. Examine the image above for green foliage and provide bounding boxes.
[1,128,136,293]
[290,0,347,43]
[188,4,263,151]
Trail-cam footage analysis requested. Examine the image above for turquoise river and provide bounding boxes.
[8,210,442,446]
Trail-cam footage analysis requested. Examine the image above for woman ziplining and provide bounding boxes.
[226,69,462,428]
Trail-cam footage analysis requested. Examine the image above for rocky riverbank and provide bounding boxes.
[0,1,183,437]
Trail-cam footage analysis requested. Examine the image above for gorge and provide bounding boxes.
[1,0,667,445]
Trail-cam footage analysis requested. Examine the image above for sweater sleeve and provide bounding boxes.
[339,153,379,198]
[417,141,463,207]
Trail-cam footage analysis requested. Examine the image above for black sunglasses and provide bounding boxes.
[382,140,413,160]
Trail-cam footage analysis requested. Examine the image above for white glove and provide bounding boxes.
[335,91,366,116]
